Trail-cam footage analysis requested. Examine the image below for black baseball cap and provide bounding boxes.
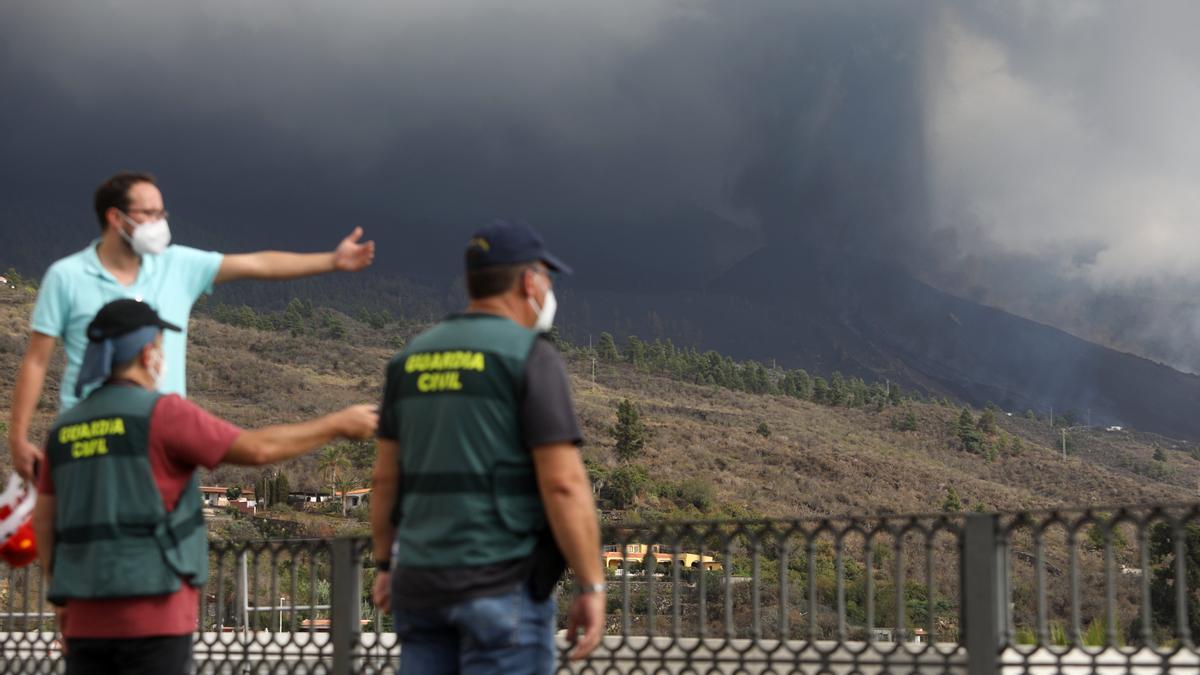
[465,219,573,274]
[86,299,181,342]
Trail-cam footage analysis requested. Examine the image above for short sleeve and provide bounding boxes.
[378,359,402,441]
[30,265,68,338]
[167,245,224,300]
[520,338,583,449]
[150,395,242,470]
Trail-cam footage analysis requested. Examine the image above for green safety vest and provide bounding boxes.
[388,314,545,568]
[44,384,208,603]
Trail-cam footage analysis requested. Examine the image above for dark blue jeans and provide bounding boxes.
[394,585,557,675]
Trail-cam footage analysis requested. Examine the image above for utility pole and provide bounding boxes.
[1062,428,1067,461]
[589,334,596,391]
[1050,406,1054,429]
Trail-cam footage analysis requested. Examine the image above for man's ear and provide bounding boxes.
[140,341,158,368]
[520,267,537,299]
[105,207,125,234]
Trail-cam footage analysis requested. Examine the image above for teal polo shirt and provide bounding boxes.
[31,240,224,410]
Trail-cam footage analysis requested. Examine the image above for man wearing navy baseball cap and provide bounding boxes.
[371,219,603,673]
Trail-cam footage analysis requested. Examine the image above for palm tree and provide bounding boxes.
[317,446,353,515]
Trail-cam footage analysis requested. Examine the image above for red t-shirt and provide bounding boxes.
[38,389,242,638]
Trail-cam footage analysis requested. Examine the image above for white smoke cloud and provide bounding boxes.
[928,2,1200,289]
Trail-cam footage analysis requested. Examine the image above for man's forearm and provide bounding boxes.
[9,354,48,442]
[370,474,398,563]
[370,440,400,563]
[543,478,603,586]
[221,251,336,282]
[229,415,345,465]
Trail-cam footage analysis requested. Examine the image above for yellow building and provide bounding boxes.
[602,543,722,572]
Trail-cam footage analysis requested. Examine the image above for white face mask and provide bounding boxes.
[120,214,172,255]
[148,348,168,390]
[528,288,557,333]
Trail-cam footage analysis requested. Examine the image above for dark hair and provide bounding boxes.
[465,263,529,299]
[93,172,157,230]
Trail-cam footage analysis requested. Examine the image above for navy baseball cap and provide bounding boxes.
[465,219,573,274]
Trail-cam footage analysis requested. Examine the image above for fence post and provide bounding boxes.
[331,538,363,675]
[963,514,1006,675]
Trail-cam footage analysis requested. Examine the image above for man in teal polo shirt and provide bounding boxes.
[7,171,377,479]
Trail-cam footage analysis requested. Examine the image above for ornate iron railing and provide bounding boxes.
[2,504,1200,673]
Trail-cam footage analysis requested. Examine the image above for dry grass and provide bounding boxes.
[1,290,1197,521]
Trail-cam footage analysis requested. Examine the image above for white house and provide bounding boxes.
[870,628,928,644]
[199,486,255,509]
[335,488,371,509]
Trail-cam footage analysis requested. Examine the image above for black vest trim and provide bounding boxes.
[56,521,159,544]
[404,472,538,495]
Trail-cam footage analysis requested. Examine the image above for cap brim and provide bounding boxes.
[540,251,573,275]
[158,319,182,332]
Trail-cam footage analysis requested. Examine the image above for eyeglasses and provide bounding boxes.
[123,208,169,221]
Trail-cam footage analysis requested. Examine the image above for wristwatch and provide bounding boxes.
[374,559,391,572]
[577,582,607,594]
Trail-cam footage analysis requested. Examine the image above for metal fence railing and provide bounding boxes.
[2,503,1200,673]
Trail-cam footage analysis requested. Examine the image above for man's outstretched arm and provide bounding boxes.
[8,332,57,479]
[222,405,378,466]
[215,227,375,283]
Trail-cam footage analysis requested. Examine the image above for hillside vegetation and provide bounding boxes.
[2,285,1197,529]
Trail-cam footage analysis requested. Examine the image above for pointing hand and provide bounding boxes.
[339,404,379,439]
[333,227,376,272]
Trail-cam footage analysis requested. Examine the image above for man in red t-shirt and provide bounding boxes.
[32,299,378,675]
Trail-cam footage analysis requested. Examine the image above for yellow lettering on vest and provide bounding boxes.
[417,371,462,392]
[407,351,485,375]
[58,418,127,447]
[71,438,109,459]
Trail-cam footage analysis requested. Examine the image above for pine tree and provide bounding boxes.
[611,399,647,461]
[254,474,269,508]
[596,332,619,362]
[892,410,918,432]
[977,408,998,435]
[958,408,983,453]
[274,471,290,509]
[812,377,830,404]
[624,336,647,369]
[942,487,963,513]
[756,421,771,438]
[785,369,813,400]
[828,372,848,406]
[1010,436,1025,456]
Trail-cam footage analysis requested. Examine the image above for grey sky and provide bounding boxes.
[3,1,1199,368]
